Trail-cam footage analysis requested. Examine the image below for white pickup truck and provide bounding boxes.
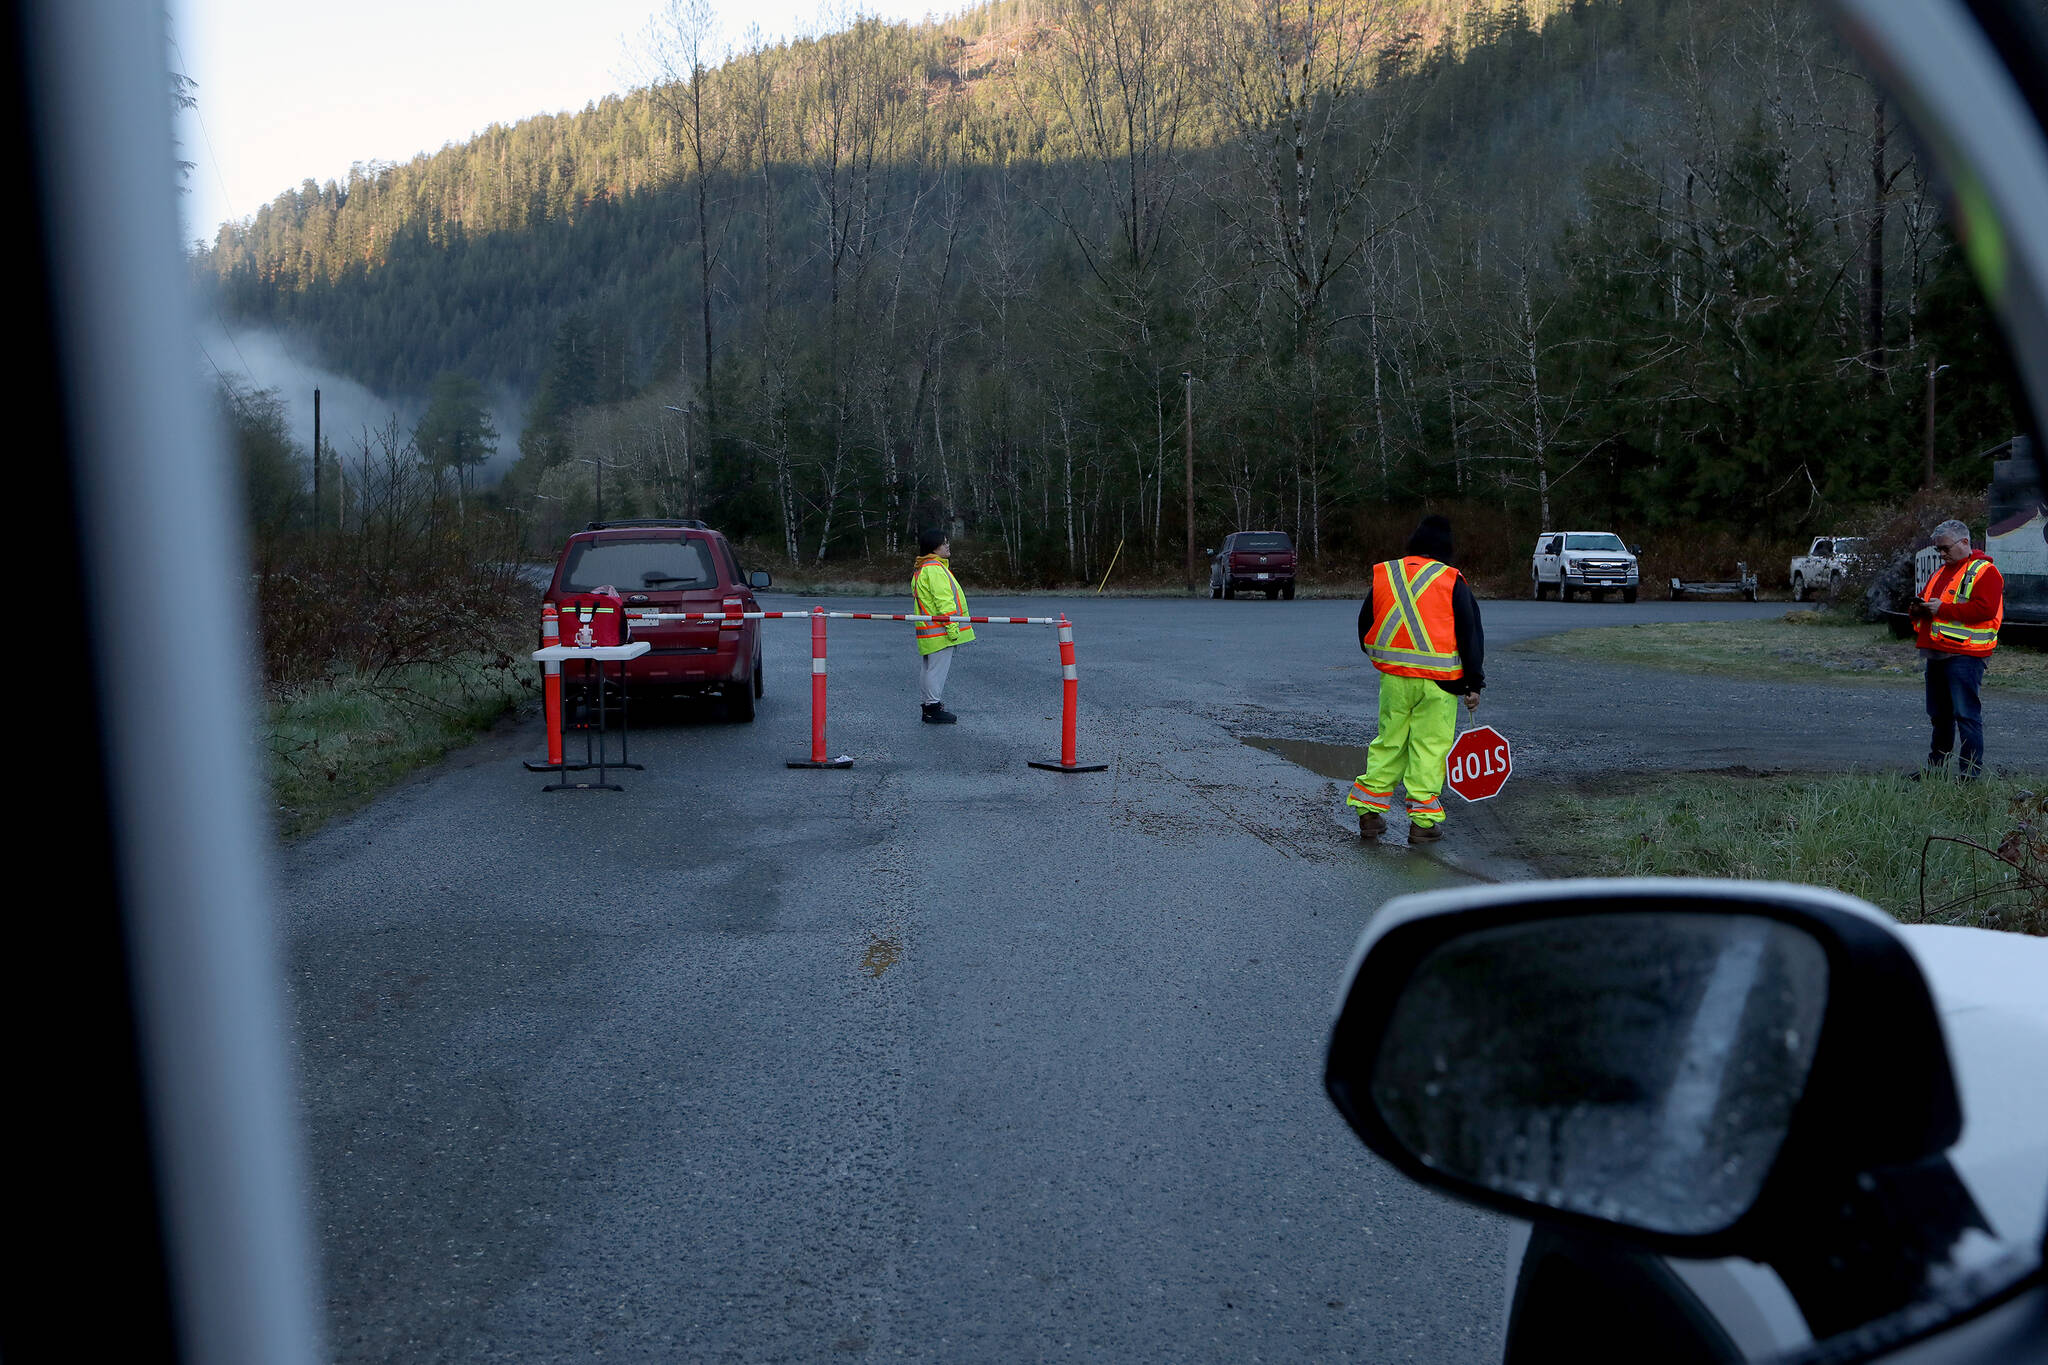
[1531,531,1641,602]
[1788,535,1868,601]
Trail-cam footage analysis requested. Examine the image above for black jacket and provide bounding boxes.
[1358,564,1486,695]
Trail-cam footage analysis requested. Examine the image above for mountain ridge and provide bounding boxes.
[203,0,2015,575]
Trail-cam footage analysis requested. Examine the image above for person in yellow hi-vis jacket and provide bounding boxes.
[912,527,975,724]
[1348,515,1486,844]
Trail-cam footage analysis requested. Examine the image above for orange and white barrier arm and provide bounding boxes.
[626,610,1060,625]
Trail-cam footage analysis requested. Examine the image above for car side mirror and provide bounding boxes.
[1204,548,1216,557]
[1630,544,1643,556]
[1325,879,1962,1259]
[748,570,773,590]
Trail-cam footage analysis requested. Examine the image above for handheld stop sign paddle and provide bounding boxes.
[1446,725,1512,801]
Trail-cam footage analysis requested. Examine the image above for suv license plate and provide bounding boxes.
[1256,573,1269,580]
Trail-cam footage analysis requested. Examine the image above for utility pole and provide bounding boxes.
[665,403,696,519]
[578,457,613,522]
[312,387,321,535]
[1182,371,1195,593]
[1924,360,1950,486]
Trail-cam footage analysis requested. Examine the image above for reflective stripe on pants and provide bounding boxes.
[1347,780,1393,813]
[1349,672,1457,826]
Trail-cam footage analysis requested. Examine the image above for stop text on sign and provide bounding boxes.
[1445,725,1512,802]
[1448,742,1507,785]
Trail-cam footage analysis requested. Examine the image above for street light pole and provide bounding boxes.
[1182,370,1195,593]
[1924,359,1951,487]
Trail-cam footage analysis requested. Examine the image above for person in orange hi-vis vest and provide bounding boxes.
[1907,518,2005,779]
[912,527,975,724]
[1347,515,1486,844]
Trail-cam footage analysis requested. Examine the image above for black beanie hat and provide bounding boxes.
[1404,514,1454,563]
[918,527,949,555]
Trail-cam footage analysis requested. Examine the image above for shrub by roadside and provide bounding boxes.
[253,473,539,835]
[1550,772,2046,936]
[265,658,532,838]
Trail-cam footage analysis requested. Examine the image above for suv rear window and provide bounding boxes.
[561,537,717,592]
[1235,533,1293,551]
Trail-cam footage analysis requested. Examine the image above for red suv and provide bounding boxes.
[1208,531,1298,599]
[545,520,771,719]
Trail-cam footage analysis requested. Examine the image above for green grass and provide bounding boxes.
[1521,615,2047,693]
[1552,772,2047,935]
[264,657,532,838]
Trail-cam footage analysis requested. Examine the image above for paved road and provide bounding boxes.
[281,593,2045,1362]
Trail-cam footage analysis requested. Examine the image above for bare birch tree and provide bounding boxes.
[645,0,734,425]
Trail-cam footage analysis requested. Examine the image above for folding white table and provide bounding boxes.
[524,641,651,791]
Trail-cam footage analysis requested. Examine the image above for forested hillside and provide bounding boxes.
[199,0,2020,579]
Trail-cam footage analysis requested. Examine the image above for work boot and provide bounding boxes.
[1356,811,1387,839]
[921,702,957,725]
[1408,821,1444,844]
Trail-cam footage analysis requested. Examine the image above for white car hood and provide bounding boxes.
[1896,923,2048,1250]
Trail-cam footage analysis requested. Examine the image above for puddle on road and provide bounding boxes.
[1243,734,1535,886]
[861,935,902,978]
[1240,735,1370,782]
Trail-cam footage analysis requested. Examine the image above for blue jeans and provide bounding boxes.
[1925,653,1987,776]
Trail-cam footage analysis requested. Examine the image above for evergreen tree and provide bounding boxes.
[414,371,499,503]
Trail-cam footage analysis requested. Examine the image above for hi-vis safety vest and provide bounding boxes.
[1918,555,2002,657]
[1364,556,1464,680]
[912,556,976,656]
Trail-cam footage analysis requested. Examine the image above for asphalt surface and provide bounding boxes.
[280,593,2048,1362]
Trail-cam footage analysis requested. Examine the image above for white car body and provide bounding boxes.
[1498,922,2048,1356]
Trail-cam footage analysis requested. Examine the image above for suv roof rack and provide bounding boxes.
[584,519,711,532]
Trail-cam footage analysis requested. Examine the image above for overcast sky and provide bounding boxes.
[170,0,954,245]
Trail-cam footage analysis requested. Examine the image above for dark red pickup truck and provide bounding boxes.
[1208,531,1298,600]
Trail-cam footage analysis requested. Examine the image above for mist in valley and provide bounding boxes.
[199,315,525,485]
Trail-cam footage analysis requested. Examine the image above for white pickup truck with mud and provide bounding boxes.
[1788,536,1868,601]
[1531,531,1640,602]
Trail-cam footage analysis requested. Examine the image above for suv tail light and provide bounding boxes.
[720,596,745,630]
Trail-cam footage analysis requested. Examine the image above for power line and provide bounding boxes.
[169,24,320,401]
[216,314,259,378]
[199,343,261,423]
[165,32,240,245]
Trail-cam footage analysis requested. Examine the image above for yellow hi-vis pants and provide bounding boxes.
[1347,673,1458,827]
